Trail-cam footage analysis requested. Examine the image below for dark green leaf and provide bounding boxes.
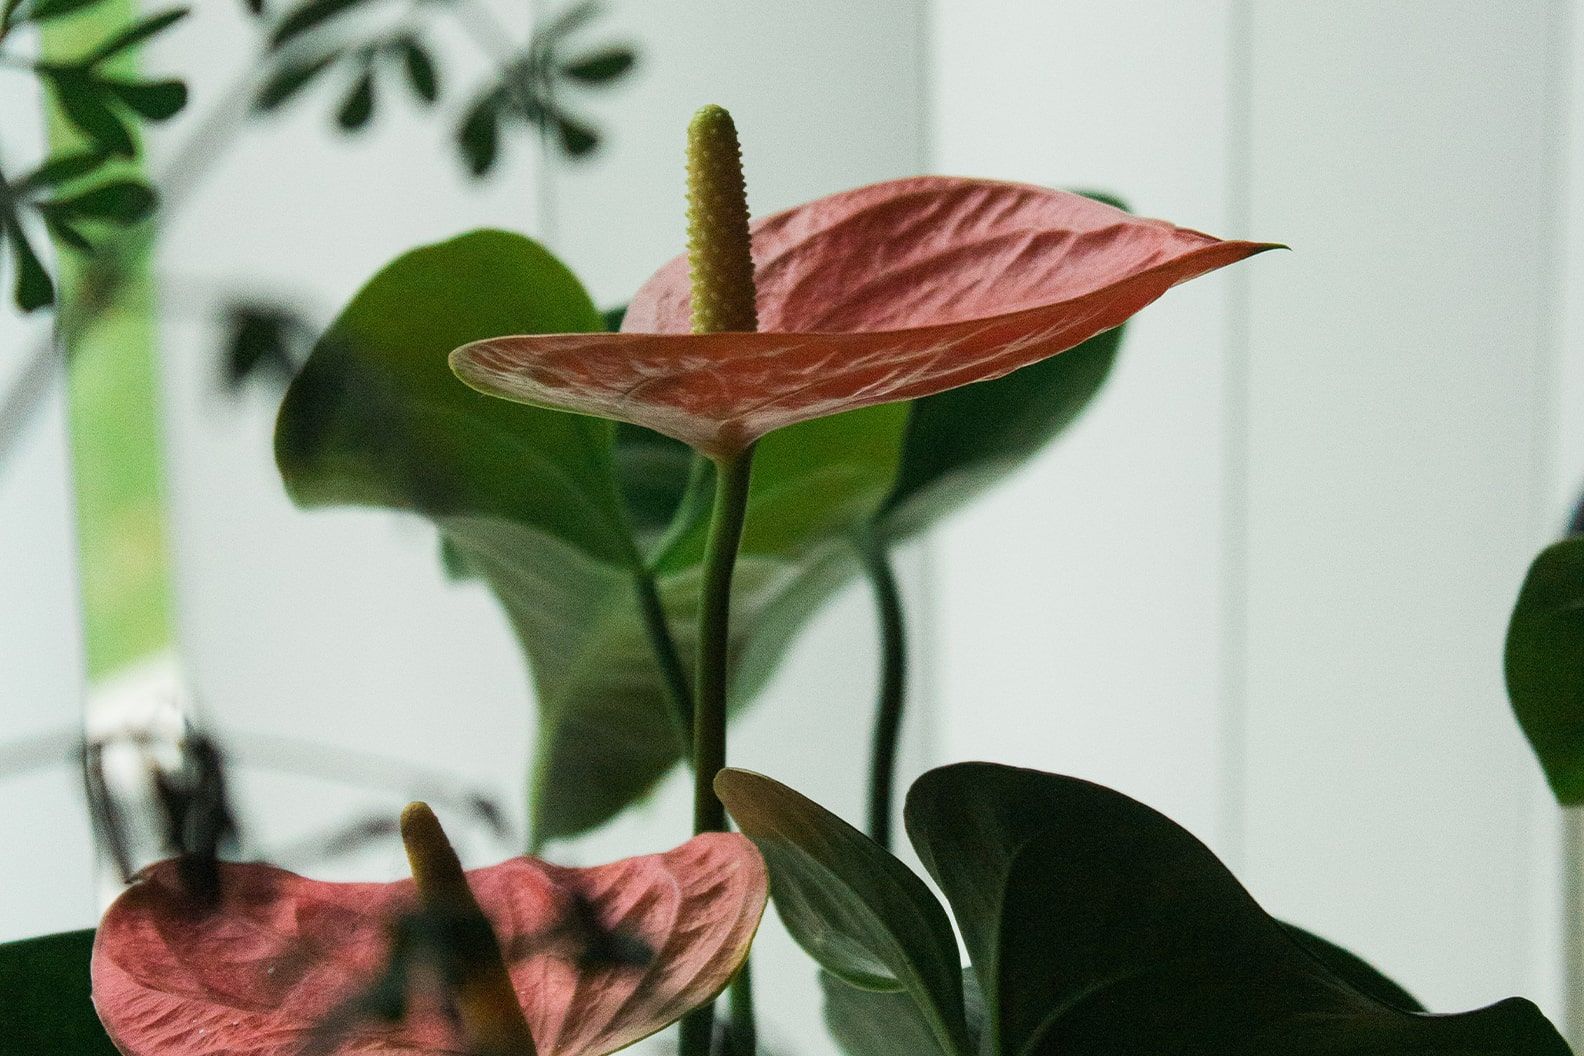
[22,149,107,190]
[46,178,156,223]
[50,72,137,156]
[553,112,598,157]
[823,970,983,1056]
[457,94,500,177]
[242,0,265,16]
[601,303,625,332]
[24,0,104,23]
[277,231,617,544]
[1506,538,1584,803]
[1,929,118,1055]
[253,51,340,111]
[905,763,1569,1056]
[1,0,26,31]
[336,68,375,130]
[1280,923,1424,1012]
[103,78,187,120]
[268,0,365,49]
[716,768,972,1056]
[8,219,56,312]
[83,7,188,65]
[559,46,634,84]
[398,37,438,103]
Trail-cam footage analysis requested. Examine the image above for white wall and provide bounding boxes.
[0,60,98,940]
[928,0,1572,1022]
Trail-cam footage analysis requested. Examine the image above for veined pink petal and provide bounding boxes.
[92,834,767,1056]
[452,177,1277,457]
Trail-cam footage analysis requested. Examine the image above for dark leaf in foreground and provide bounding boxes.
[1,930,119,1056]
[906,763,1568,1056]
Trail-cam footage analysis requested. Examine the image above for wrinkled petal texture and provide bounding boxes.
[453,176,1276,456]
[91,834,766,1056]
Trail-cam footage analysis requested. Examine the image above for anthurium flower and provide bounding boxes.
[452,176,1278,457]
[91,808,767,1056]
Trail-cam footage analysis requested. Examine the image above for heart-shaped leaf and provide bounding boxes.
[715,767,972,1056]
[276,231,908,843]
[1506,537,1584,803]
[906,762,1569,1056]
[453,177,1275,457]
[92,834,767,1056]
[3,929,119,1055]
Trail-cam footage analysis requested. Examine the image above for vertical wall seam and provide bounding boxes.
[1218,0,1254,873]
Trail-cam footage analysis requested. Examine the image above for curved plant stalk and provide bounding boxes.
[633,559,694,761]
[856,525,907,852]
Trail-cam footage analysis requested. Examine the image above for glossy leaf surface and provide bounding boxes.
[2,929,118,1055]
[275,231,906,843]
[453,177,1274,457]
[93,835,766,1056]
[1506,538,1584,803]
[715,768,971,1056]
[906,762,1569,1056]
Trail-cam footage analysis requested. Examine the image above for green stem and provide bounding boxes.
[632,566,694,762]
[857,525,907,851]
[679,447,756,1056]
[726,959,757,1056]
[691,449,754,832]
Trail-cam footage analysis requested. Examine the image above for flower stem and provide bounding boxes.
[692,450,754,832]
[856,525,907,851]
[678,449,755,1056]
[679,101,759,1056]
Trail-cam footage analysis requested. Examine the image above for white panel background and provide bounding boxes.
[1237,1,1562,1013]
[4,0,1583,1045]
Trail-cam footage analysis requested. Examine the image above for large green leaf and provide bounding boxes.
[1506,538,1584,803]
[822,969,984,1056]
[715,768,973,1056]
[2,928,118,1055]
[905,762,1569,1056]
[275,231,908,844]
